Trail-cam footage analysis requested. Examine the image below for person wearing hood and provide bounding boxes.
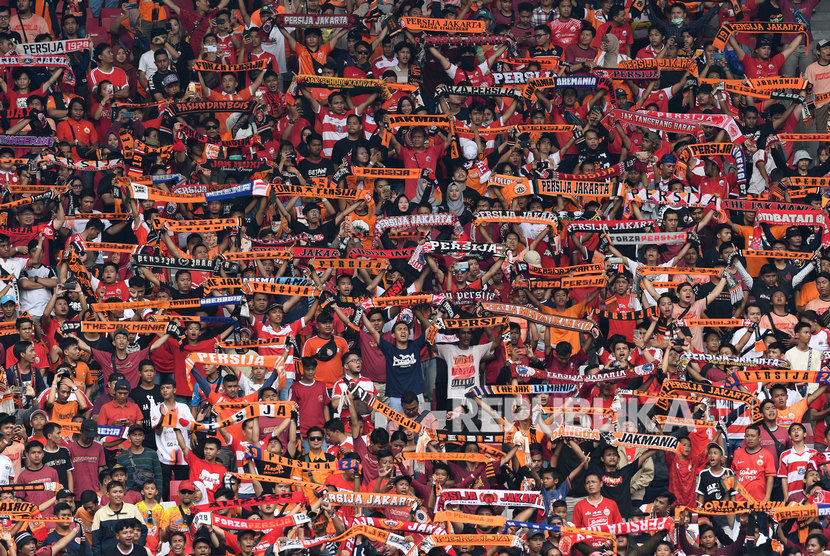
[771,148,830,179]
[594,33,630,69]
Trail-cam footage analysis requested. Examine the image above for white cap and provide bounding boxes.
[524,250,542,266]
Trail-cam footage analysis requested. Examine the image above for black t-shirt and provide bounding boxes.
[288,219,337,246]
[695,281,733,318]
[42,446,73,486]
[588,459,642,518]
[696,467,735,501]
[298,157,334,182]
[130,384,163,449]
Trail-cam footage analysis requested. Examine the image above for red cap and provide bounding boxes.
[179,480,196,492]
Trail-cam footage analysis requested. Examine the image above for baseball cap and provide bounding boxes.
[109,372,126,383]
[705,442,724,454]
[111,464,127,473]
[660,153,677,164]
[756,36,773,48]
[475,7,492,19]
[524,250,542,266]
[818,39,830,49]
[29,409,46,423]
[128,423,145,435]
[179,480,196,492]
[113,327,130,339]
[0,295,14,305]
[114,379,131,391]
[56,488,73,499]
[162,73,179,88]
[81,419,98,436]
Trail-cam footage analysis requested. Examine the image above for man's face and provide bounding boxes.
[401,400,419,418]
[223,380,239,398]
[221,74,237,92]
[308,139,323,156]
[330,96,346,114]
[109,486,125,504]
[156,53,170,72]
[559,0,572,16]
[170,536,186,555]
[397,48,410,64]
[744,428,760,449]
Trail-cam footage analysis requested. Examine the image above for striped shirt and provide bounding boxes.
[778,446,818,499]
[315,107,355,157]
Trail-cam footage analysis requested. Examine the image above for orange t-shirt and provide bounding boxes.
[295,42,333,76]
[301,335,349,387]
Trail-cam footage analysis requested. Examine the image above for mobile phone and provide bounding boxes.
[124,2,137,7]
[711,53,725,60]
[187,82,198,95]
[206,44,218,53]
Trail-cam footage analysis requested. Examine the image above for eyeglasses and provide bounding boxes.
[356,50,369,55]
[308,436,323,441]
[0,15,10,19]
[534,33,548,38]
[205,125,218,130]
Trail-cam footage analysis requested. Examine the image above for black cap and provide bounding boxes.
[80,419,98,436]
[757,36,773,48]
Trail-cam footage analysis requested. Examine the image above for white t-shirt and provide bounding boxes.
[0,453,14,484]
[435,343,492,400]
[19,264,56,317]
[150,401,193,466]
[138,49,159,82]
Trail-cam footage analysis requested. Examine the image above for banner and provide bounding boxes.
[737,369,829,383]
[400,17,485,33]
[271,183,371,201]
[436,489,543,512]
[528,263,604,277]
[522,75,598,102]
[326,491,420,510]
[350,167,422,179]
[193,59,269,73]
[131,254,240,274]
[17,38,91,55]
[608,231,688,245]
[654,380,759,418]
[713,21,808,50]
[167,100,255,116]
[618,58,698,76]
[751,209,830,249]
[473,210,558,228]
[536,180,616,197]
[273,13,355,26]
[481,302,600,337]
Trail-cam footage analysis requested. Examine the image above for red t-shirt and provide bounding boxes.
[592,22,633,49]
[572,496,622,528]
[732,446,776,501]
[288,379,331,435]
[744,52,785,79]
[186,450,226,502]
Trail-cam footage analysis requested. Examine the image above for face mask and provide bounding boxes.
[671,17,684,24]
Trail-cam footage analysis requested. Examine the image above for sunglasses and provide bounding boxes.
[356,50,369,55]
[205,125,218,130]
[216,18,227,24]
[308,436,323,441]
